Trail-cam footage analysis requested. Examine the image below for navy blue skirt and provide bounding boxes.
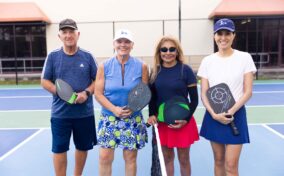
[200,106,250,144]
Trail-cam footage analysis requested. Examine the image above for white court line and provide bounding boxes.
[262,124,284,139]
[253,82,284,85]
[245,105,284,108]
[0,128,45,161]
[0,87,43,90]
[195,105,284,109]
[0,91,283,98]
[0,108,101,113]
[249,123,284,126]
[0,96,51,99]
[0,109,51,112]
[0,106,283,113]
[0,127,49,130]
[253,91,284,94]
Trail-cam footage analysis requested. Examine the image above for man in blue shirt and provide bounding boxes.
[41,18,97,176]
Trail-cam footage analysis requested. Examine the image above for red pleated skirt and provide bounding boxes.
[158,116,199,148]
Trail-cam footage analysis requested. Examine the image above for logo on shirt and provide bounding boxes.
[80,63,84,68]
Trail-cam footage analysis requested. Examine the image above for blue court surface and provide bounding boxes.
[0,82,284,176]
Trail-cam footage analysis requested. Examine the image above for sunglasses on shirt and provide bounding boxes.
[160,47,177,53]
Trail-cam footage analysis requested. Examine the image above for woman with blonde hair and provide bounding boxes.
[95,29,149,176]
[147,36,199,176]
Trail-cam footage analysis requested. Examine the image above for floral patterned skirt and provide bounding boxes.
[97,112,148,150]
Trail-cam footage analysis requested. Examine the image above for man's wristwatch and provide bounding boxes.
[84,89,91,97]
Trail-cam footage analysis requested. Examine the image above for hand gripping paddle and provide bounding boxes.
[55,79,77,104]
[206,83,240,136]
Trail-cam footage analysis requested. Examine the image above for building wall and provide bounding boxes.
[0,0,222,70]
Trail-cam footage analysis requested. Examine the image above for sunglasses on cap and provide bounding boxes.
[160,47,177,53]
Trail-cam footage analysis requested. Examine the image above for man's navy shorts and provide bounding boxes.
[51,116,97,153]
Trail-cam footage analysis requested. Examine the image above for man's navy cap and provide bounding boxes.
[59,18,78,30]
[214,18,235,33]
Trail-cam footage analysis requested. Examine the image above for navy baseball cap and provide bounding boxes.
[214,18,235,33]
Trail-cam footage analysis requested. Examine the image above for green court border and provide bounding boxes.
[1,106,284,128]
[1,79,283,128]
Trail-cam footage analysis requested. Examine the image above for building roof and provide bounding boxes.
[0,2,50,23]
[209,0,284,18]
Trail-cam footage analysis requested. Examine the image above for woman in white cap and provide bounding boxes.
[95,29,149,176]
[197,18,256,176]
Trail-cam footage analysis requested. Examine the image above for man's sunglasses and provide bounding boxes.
[160,47,177,53]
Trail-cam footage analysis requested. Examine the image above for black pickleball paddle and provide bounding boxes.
[158,96,191,125]
[207,83,240,136]
[125,82,152,112]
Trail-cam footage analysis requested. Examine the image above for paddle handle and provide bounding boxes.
[226,114,240,136]
[230,121,240,136]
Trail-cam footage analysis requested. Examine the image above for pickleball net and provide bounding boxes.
[151,125,167,176]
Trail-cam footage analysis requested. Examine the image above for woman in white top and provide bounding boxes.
[197,18,256,176]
